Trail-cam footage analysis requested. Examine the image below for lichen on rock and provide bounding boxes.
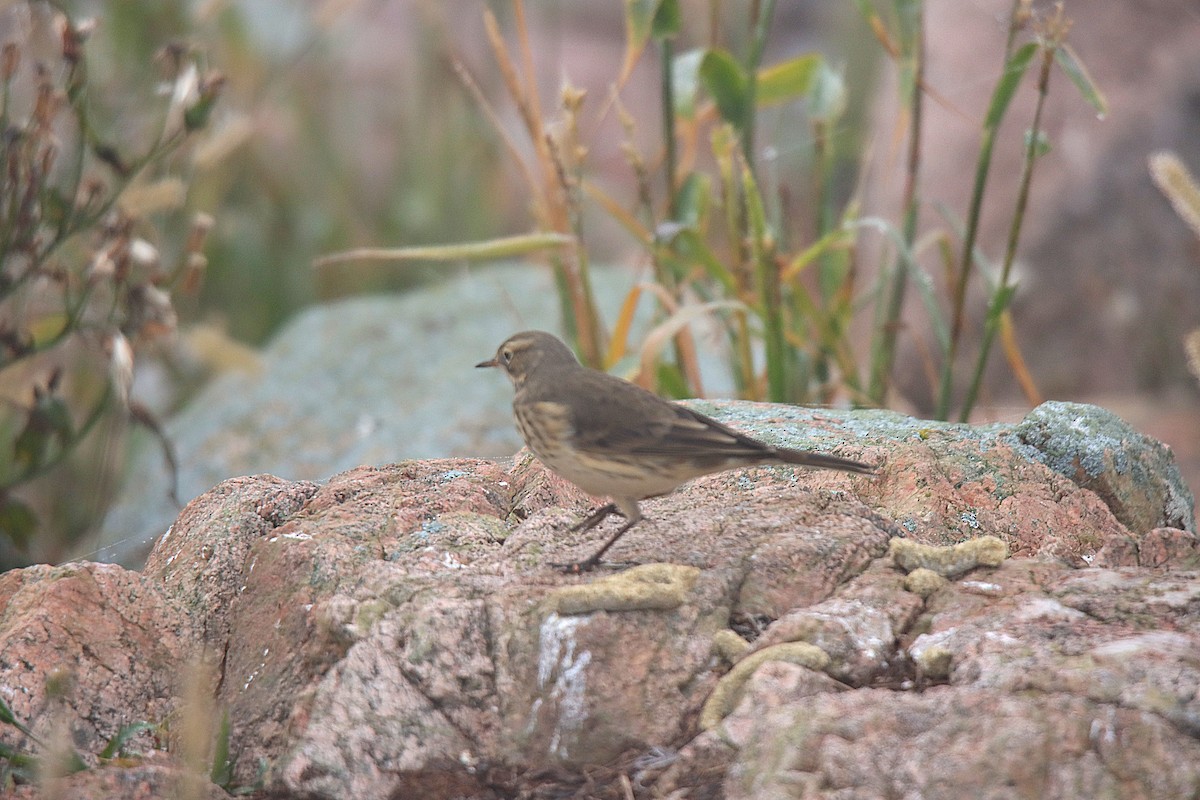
[890,535,1008,578]
[699,642,831,730]
[711,629,751,664]
[546,563,701,615]
[903,567,950,597]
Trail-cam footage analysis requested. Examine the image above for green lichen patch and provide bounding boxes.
[712,629,751,664]
[890,536,1008,578]
[548,563,701,615]
[699,642,831,730]
[903,567,950,598]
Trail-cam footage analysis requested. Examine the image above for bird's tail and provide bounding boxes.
[773,447,876,475]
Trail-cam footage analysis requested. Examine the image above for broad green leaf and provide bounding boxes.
[741,163,769,244]
[700,49,751,130]
[27,314,69,346]
[985,42,1038,129]
[651,0,681,38]
[13,394,73,474]
[1054,44,1107,117]
[756,54,820,107]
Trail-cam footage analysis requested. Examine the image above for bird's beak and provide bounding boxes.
[475,357,498,369]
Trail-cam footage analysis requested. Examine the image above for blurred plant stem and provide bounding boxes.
[321,1,1103,420]
[0,1,220,565]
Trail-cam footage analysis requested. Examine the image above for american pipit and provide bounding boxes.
[477,330,876,572]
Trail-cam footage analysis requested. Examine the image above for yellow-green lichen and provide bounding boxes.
[548,563,701,615]
[903,567,949,598]
[699,642,830,731]
[712,629,751,664]
[890,535,1008,578]
[913,644,953,680]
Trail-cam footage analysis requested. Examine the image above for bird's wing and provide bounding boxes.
[566,374,773,460]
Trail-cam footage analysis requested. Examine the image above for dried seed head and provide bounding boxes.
[560,83,586,112]
[181,252,207,295]
[186,211,215,253]
[155,41,188,78]
[88,250,115,282]
[129,237,160,269]
[125,283,177,340]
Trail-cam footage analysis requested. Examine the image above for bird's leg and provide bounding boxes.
[561,516,641,573]
[569,502,621,533]
[551,502,623,573]
[557,500,644,574]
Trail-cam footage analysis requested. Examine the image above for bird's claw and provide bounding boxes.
[551,556,600,574]
[550,556,634,575]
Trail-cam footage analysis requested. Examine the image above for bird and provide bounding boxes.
[477,330,876,572]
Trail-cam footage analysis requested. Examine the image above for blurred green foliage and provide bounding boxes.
[423,0,1099,416]
[0,0,220,566]
[0,1,514,565]
[72,0,506,343]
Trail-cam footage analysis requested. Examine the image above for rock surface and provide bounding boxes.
[2,401,1197,799]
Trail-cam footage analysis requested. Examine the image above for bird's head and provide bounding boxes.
[476,330,579,387]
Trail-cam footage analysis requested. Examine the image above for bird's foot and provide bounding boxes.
[553,517,640,574]
[552,555,604,575]
[568,502,622,534]
[551,555,639,575]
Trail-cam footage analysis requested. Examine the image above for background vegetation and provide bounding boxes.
[8,0,1195,576]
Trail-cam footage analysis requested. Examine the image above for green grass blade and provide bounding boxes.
[1053,44,1107,117]
[985,42,1037,128]
[756,54,820,107]
[99,721,158,760]
[312,232,575,269]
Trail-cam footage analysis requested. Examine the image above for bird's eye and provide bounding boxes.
[502,349,514,364]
